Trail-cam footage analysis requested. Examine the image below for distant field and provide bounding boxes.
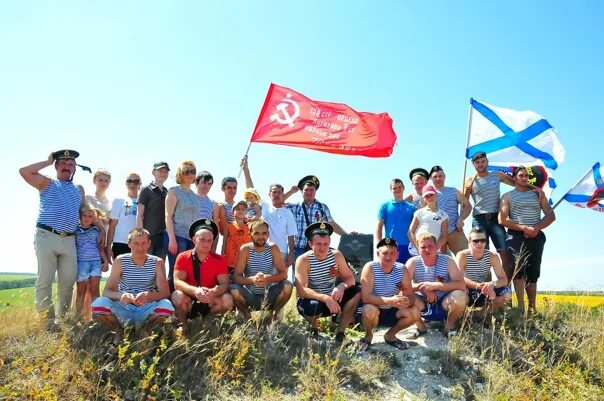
[0,274,36,282]
[537,293,604,308]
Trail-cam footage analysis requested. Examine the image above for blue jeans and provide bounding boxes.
[164,232,194,291]
[472,213,507,251]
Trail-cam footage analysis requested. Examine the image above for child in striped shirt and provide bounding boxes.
[75,205,109,319]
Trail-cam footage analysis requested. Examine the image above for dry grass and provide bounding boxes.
[0,301,391,401]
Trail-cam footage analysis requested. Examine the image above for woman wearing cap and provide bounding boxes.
[165,160,203,290]
[408,184,449,255]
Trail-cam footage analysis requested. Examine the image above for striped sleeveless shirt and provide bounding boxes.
[371,261,404,309]
[118,254,158,296]
[462,250,491,283]
[307,250,337,295]
[436,187,459,233]
[37,179,81,232]
[471,172,501,215]
[75,225,101,261]
[245,244,275,294]
[221,201,235,224]
[172,186,202,238]
[199,196,215,220]
[508,189,541,226]
[412,254,450,300]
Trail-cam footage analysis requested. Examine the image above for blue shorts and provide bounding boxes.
[91,296,174,328]
[472,213,507,251]
[467,286,512,307]
[76,260,102,282]
[416,293,447,321]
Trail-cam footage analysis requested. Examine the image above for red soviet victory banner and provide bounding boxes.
[250,83,397,157]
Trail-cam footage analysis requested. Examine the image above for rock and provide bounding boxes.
[438,385,453,396]
[418,367,428,374]
[419,355,430,363]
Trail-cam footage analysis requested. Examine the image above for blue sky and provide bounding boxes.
[2,1,603,290]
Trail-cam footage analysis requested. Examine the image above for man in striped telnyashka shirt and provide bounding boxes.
[20,150,86,324]
[92,228,174,344]
[456,227,511,320]
[500,166,555,311]
[231,219,293,321]
[359,238,416,351]
[402,232,468,338]
[295,222,360,344]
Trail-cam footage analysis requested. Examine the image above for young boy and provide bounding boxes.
[222,200,251,272]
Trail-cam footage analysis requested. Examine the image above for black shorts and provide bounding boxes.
[296,285,360,317]
[377,307,400,327]
[189,299,211,318]
[506,230,546,283]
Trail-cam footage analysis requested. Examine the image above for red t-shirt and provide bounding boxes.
[174,251,228,288]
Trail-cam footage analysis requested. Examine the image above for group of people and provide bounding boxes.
[20,149,555,348]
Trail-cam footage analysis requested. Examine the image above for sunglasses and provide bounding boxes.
[471,238,487,244]
[126,179,141,184]
[183,169,197,176]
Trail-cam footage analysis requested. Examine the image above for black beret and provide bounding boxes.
[189,219,219,240]
[409,168,429,181]
[297,175,320,190]
[429,165,444,176]
[376,237,399,249]
[304,221,333,239]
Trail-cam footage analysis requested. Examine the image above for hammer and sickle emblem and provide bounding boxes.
[270,94,300,128]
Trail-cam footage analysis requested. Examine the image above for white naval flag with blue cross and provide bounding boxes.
[563,162,604,212]
[466,99,566,200]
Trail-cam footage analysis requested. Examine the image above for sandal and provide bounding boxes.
[442,328,458,338]
[407,328,427,340]
[358,337,372,352]
[384,338,410,350]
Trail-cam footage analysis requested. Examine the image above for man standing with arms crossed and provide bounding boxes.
[20,150,86,325]
[499,166,555,312]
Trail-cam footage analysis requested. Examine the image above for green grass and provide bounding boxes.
[0,286,49,310]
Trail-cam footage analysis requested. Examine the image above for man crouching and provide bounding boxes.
[359,238,416,351]
[92,228,173,344]
[401,232,467,338]
[171,219,233,335]
[295,222,360,344]
[230,219,293,321]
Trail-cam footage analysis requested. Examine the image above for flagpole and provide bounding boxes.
[550,165,594,211]
[237,83,276,179]
[237,142,253,179]
[461,98,474,190]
